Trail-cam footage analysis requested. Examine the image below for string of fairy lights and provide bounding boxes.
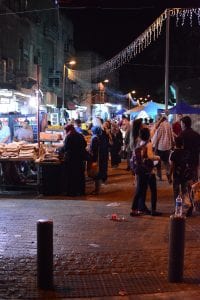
[1,6,200,88]
[68,8,200,82]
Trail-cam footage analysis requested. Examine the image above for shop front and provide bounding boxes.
[0,88,65,194]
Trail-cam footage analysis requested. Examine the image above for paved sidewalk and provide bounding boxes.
[0,163,200,299]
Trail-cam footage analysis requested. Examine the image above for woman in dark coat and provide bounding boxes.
[89,126,102,194]
[98,120,111,183]
[110,122,123,168]
[60,124,87,196]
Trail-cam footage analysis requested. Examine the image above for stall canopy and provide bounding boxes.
[130,101,166,120]
[143,101,166,115]
[116,108,127,115]
[127,105,144,115]
[167,101,200,114]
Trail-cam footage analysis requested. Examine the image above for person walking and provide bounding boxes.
[168,136,193,211]
[122,118,131,170]
[74,118,83,134]
[172,114,183,138]
[128,118,143,177]
[152,115,174,181]
[110,122,123,168]
[59,124,87,196]
[88,126,102,194]
[179,116,200,181]
[98,120,111,183]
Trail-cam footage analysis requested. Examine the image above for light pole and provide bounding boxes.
[36,64,40,148]
[165,9,170,111]
[62,60,76,125]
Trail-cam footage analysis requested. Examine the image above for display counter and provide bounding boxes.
[0,141,66,195]
[0,157,38,192]
[0,158,65,195]
[37,161,64,195]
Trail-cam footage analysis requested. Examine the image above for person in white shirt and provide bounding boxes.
[0,121,11,143]
[152,115,174,181]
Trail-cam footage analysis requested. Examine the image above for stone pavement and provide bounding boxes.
[0,162,200,299]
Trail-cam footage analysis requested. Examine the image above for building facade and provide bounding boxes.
[0,0,75,114]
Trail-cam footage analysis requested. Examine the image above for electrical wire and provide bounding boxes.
[126,63,200,69]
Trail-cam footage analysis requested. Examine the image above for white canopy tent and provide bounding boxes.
[129,101,168,120]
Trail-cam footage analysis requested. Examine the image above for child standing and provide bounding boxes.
[130,127,161,216]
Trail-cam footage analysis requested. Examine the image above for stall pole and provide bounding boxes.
[36,64,40,150]
[62,64,66,126]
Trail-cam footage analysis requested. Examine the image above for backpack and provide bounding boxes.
[130,142,154,175]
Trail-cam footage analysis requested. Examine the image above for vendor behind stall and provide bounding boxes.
[13,119,34,178]
[14,119,33,143]
[0,121,11,143]
[0,122,20,184]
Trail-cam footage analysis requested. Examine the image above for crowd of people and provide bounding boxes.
[60,114,200,217]
[0,113,199,217]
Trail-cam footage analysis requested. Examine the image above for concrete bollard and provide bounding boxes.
[168,215,185,282]
[37,219,53,289]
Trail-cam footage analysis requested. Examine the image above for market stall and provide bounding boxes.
[0,141,64,195]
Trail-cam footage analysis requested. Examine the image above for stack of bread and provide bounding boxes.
[1,143,20,158]
[18,143,39,159]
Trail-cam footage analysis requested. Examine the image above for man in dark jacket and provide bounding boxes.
[179,116,200,181]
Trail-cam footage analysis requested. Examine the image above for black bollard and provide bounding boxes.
[37,219,53,289]
[168,215,185,282]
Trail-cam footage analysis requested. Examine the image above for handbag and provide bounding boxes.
[87,161,98,178]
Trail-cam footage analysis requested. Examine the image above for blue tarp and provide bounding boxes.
[130,101,166,119]
[116,108,127,115]
[168,101,200,114]
[142,101,166,115]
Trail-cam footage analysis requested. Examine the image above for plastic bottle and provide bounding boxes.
[175,195,183,217]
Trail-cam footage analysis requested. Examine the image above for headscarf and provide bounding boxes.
[64,124,76,134]
[91,126,102,136]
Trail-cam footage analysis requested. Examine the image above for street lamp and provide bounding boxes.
[62,60,76,125]
[68,60,76,66]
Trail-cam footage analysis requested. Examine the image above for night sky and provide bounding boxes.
[62,0,200,100]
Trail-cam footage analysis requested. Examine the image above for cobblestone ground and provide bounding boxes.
[0,162,200,299]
